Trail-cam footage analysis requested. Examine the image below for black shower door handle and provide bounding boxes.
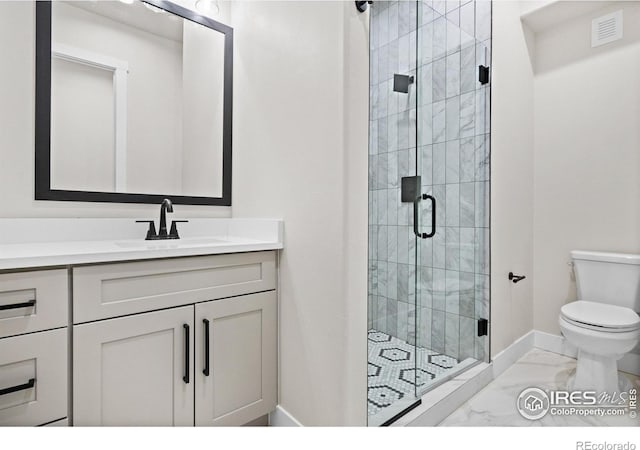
[423,194,436,238]
[413,194,436,239]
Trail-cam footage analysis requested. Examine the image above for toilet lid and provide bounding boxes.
[561,301,640,330]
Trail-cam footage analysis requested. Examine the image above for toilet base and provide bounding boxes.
[567,349,629,394]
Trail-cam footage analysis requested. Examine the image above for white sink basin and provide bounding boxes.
[114,237,228,249]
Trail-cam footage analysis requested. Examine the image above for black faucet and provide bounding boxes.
[136,198,188,240]
[158,198,174,238]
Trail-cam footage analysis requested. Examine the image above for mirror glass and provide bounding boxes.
[49,0,227,198]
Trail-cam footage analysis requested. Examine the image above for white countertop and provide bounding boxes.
[0,218,283,270]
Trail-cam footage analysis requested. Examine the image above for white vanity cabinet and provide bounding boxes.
[71,251,277,426]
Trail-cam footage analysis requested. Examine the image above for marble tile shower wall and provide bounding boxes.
[367,0,491,363]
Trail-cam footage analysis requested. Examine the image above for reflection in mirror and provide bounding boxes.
[49,0,228,199]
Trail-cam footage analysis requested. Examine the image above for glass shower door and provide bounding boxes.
[414,0,492,398]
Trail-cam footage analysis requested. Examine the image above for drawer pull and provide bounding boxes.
[203,319,210,376]
[183,324,190,384]
[0,378,35,396]
[0,300,36,311]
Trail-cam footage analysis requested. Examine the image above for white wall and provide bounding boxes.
[532,1,640,336]
[342,1,370,425]
[0,1,228,218]
[489,1,536,355]
[229,1,369,426]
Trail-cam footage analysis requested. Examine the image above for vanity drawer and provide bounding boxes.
[73,251,276,323]
[0,328,67,426]
[0,269,68,339]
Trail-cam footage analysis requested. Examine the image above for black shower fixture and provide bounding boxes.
[355,1,372,13]
[393,74,414,93]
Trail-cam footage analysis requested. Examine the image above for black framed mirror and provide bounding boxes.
[35,0,233,206]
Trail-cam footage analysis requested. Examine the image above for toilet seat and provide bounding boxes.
[560,301,640,333]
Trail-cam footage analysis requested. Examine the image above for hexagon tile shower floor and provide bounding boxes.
[367,330,461,417]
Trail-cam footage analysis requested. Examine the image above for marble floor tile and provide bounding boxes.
[439,349,640,426]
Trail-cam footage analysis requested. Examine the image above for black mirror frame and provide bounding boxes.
[35,0,233,206]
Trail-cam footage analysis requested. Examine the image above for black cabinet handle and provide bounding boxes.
[203,319,210,376]
[413,194,436,239]
[183,324,190,384]
[0,300,36,311]
[0,378,35,396]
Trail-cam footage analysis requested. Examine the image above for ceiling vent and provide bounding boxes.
[592,10,623,48]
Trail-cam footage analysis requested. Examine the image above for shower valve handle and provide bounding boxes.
[401,176,436,240]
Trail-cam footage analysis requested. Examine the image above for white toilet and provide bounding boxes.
[559,250,640,394]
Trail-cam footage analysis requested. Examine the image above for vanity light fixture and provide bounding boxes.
[195,0,220,16]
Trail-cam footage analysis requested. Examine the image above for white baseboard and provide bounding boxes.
[534,330,639,376]
[491,330,535,378]
[268,405,302,427]
[534,330,577,358]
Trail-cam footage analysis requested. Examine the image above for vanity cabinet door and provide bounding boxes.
[73,306,194,426]
[195,291,277,426]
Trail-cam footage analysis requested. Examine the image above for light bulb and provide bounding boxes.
[195,0,219,16]
[119,0,135,4]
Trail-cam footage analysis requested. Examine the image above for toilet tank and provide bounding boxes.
[571,250,640,311]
